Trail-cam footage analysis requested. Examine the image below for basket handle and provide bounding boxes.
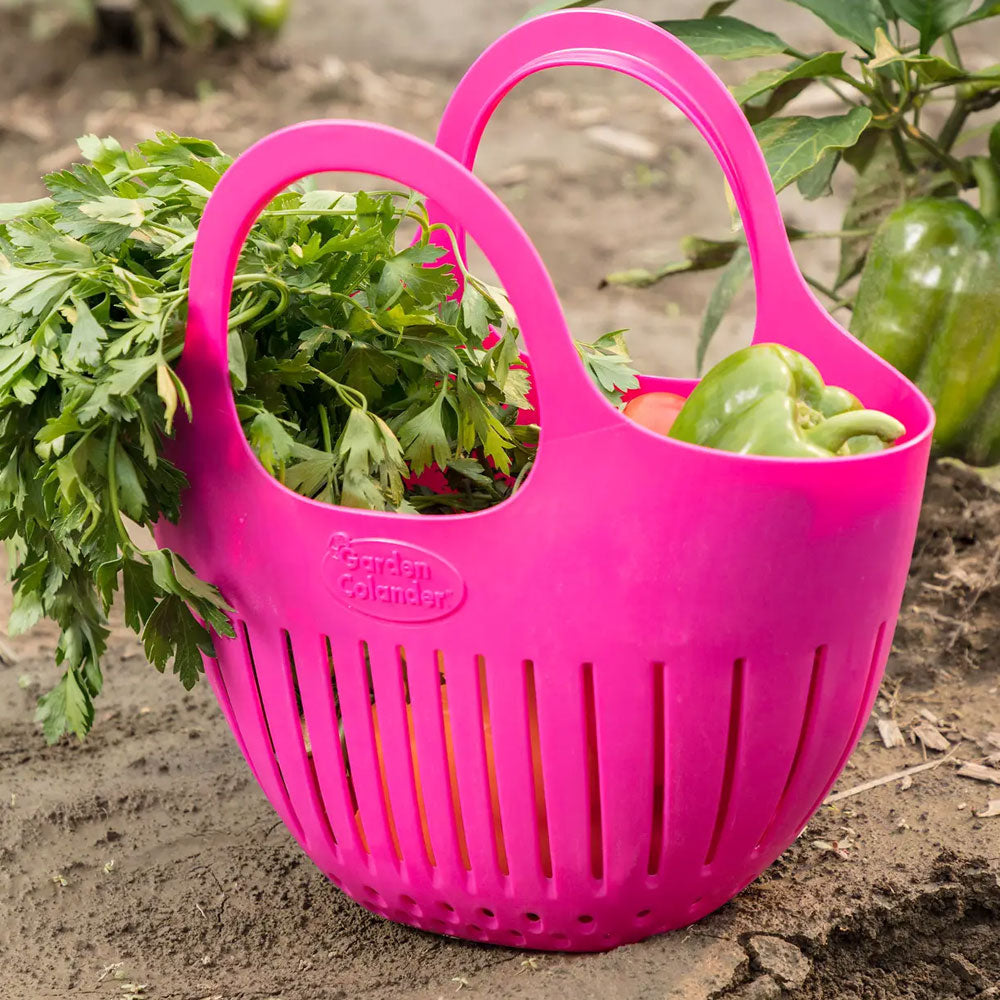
[433,8,816,339]
[181,119,618,443]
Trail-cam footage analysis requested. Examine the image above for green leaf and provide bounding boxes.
[248,411,297,476]
[797,150,841,199]
[868,28,964,80]
[0,198,54,223]
[461,284,492,342]
[654,16,789,59]
[376,244,455,306]
[783,0,887,53]
[114,445,147,521]
[65,296,107,369]
[696,244,753,374]
[753,107,873,191]
[142,594,213,688]
[890,0,972,50]
[9,585,44,635]
[35,667,94,743]
[731,52,850,105]
[957,0,1000,24]
[522,0,600,18]
[78,195,158,229]
[122,557,157,632]
[398,390,451,474]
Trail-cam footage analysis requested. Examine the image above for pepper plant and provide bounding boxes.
[533,0,1000,463]
[0,0,290,54]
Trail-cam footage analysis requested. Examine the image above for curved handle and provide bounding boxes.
[181,119,617,445]
[433,8,816,341]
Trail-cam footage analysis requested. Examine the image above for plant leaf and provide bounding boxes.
[783,0,887,53]
[889,0,972,51]
[732,52,850,105]
[797,150,841,199]
[957,0,1000,24]
[35,667,93,743]
[522,0,600,16]
[754,107,873,191]
[655,16,790,59]
[696,244,753,374]
[868,28,964,80]
[65,296,107,369]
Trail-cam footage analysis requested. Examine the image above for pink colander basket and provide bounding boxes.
[154,9,934,952]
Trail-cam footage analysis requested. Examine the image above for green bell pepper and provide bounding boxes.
[850,194,1000,466]
[668,344,905,457]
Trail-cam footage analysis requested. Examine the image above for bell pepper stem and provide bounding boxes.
[806,410,905,453]
[969,155,1000,222]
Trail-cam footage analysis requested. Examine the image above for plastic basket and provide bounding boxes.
[154,9,934,952]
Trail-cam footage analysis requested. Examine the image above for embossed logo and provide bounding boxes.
[322,533,466,622]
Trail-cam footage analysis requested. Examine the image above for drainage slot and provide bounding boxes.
[365,640,403,860]
[705,658,745,867]
[583,663,603,881]
[400,646,436,867]
[478,655,509,876]
[525,660,552,879]
[648,661,666,876]
[439,652,472,871]
[326,637,368,853]
[241,622,301,839]
[798,623,888,828]
[285,631,338,846]
[755,646,826,851]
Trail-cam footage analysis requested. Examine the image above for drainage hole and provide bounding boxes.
[525,912,541,923]
[399,894,418,910]
[438,901,455,913]
[362,885,381,901]
[509,929,525,943]
[480,907,495,918]
[577,914,594,924]
[636,908,651,919]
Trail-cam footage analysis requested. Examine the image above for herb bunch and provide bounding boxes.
[0,132,638,743]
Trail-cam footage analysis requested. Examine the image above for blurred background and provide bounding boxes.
[2,0,998,377]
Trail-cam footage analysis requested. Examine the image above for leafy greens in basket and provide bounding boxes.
[0,132,639,743]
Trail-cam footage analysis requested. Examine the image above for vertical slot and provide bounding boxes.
[477,656,509,876]
[755,646,826,851]
[365,640,403,861]
[648,662,666,876]
[582,663,603,881]
[704,658,745,867]
[799,623,887,826]
[243,622,296,811]
[401,646,436,867]
[525,661,553,879]
[439,652,472,871]
[285,631,338,846]
[328,637,367,852]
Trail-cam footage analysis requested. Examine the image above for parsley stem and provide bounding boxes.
[319,406,332,452]
[106,424,134,552]
[307,366,368,410]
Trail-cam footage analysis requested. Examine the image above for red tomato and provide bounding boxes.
[623,392,687,437]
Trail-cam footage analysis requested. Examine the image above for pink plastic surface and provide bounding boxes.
[154,9,934,952]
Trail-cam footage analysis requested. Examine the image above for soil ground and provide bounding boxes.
[1,3,999,998]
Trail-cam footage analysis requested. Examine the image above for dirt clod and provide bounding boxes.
[728,975,782,1000]
[946,952,987,991]
[747,936,811,991]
